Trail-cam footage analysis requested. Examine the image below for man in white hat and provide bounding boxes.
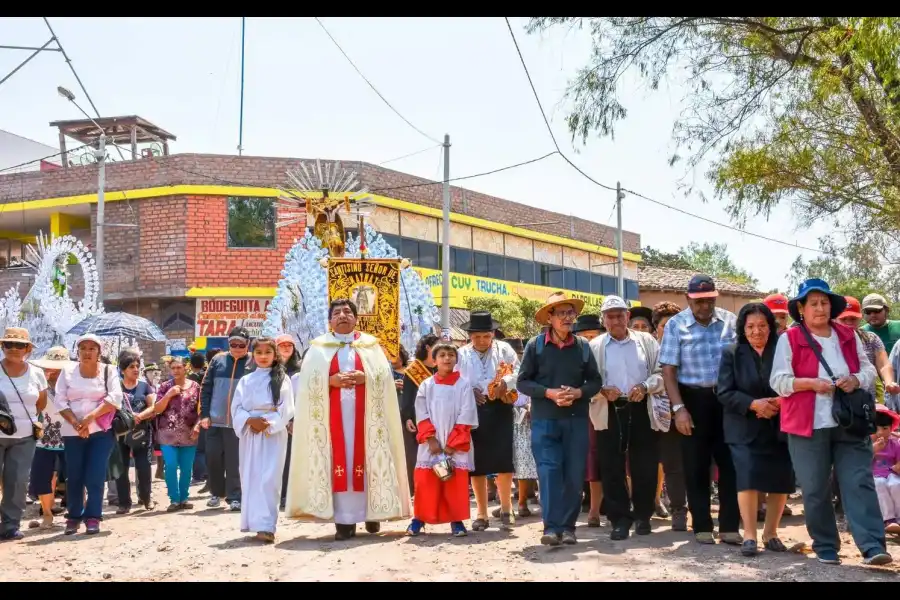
[517,292,603,546]
[589,296,666,541]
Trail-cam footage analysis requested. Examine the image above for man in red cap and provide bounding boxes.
[763,294,790,335]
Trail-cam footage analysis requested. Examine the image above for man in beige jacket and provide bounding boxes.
[589,295,667,541]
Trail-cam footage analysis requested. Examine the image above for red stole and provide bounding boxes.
[328,338,366,493]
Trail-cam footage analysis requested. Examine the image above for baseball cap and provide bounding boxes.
[763,293,789,315]
[838,296,862,320]
[228,326,251,341]
[600,295,628,313]
[687,274,718,299]
[862,293,890,311]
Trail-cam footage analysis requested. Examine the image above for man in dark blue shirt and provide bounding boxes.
[517,292,603,546]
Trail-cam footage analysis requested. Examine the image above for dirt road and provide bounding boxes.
[5,479,900,582]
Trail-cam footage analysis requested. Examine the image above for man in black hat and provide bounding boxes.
[456,311,520,531]
[199,326,252,511]
[659,274,740,545]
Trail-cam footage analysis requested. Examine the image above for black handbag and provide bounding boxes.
[799,324,875,438]
[110,366,135,437]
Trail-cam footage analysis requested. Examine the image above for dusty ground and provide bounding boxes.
[5,477,900,582]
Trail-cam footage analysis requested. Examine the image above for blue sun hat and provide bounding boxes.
[788,278,847,323]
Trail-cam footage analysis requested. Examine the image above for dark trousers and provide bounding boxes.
[193,428,208,482]
[531,417,589,535]
[678,385,739,533]
[281,434,292,503]
[115,440,153,507]
[403,428,418,493]
[789,427,886,557]
[63,431,116,521]
[206,426,241,502]
[659,425,687,513]
[598,398,660,526]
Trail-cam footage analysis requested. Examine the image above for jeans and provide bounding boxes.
[160,445,197,504]
[0,436,36,534]
[64,430,116,521]
[531,417,589,535]
[115,440,153,507]
[598,399,660,526]
[679,385,740,533]
[789,427,887,557]
[206,426,241,502]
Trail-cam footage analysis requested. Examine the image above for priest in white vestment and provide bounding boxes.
[231,337,295,543]
[456,311,520,531]
[285,298,411,540]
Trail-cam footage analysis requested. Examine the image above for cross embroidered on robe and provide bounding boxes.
[328,334,366,493]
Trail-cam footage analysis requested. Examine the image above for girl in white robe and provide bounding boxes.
[231,337,295,543]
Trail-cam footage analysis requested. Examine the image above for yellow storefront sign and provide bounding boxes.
[412,267,639,313]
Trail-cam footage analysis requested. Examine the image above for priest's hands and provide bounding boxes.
[329,371,365,389]
[427,437,442,455]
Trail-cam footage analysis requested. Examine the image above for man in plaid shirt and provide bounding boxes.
[659,274,739,546]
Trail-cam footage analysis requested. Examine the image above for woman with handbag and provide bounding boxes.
[113,350,157,514]
[54,333,124,535]
[0,327,49,541]
[151,356,201,512]
[770,279,890,566]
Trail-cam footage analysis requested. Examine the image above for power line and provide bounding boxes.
[0,143,91,174]
[377,144,441,166]
[502,17,823,255]
[313,17,442,146]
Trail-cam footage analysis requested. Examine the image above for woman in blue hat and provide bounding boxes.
[770,278,890,566]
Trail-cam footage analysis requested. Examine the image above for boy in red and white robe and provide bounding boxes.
[408,344,479,537]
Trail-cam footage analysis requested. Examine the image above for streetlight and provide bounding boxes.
[58,85,106,306]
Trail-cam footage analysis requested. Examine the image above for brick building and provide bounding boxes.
[0,145,641,356]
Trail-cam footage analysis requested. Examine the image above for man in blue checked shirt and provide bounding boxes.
[659,274,740,546]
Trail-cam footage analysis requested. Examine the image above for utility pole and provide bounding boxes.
[96,133,106,305]
[441,134,451,339]
[616,181,625,298]
[238,17,246,156]
[58,85,106,305]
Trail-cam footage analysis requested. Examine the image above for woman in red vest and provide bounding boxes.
[770,279,890,566]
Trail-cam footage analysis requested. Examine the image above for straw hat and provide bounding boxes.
[0,327,33,352]
[535,291,585,326]
[30,346,72,370]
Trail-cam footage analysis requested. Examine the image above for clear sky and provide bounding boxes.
[0,16,834,293]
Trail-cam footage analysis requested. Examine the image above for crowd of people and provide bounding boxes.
[0,276,899,571]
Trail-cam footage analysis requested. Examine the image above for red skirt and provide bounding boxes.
[413,468,470,524]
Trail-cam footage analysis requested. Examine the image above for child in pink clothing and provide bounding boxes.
[872,408,900,534]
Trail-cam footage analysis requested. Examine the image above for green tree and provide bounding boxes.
[465,295,544,339]
[227,197,275,248]
[642,242,758,286]
[527,18,900,240]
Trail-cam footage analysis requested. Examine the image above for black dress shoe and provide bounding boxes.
[634,519,651,535]
[610,524,630,541]
[364,521,381,534]
[334,524,356,540]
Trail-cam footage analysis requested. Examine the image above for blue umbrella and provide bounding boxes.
[67,312,167,342]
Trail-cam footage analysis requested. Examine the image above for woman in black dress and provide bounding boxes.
[717,302,794,556]
[400,334,438,493]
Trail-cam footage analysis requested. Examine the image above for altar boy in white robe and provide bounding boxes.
[456,311,520,531]
[407,343,478,537]
[285,298,411,541]
[231,337,295,543]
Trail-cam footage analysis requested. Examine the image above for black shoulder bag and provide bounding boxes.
[0,362,42,440]
[799,324,875,438]
[110,365,136,437]
[124,382,151,451]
